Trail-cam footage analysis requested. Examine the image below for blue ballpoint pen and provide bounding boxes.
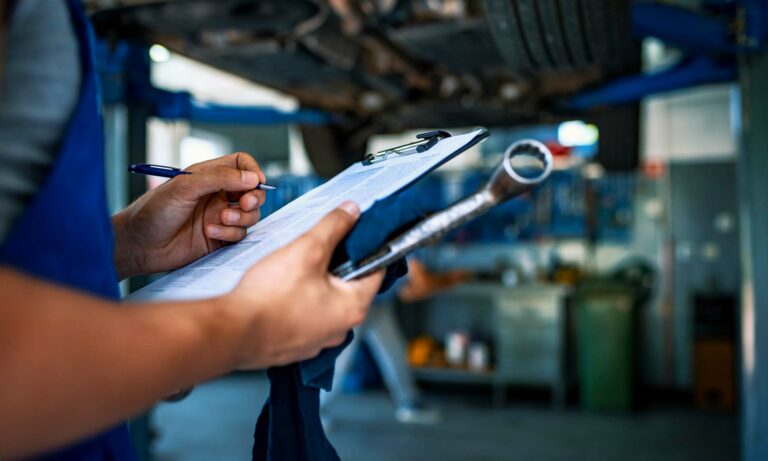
[128,163,277,190]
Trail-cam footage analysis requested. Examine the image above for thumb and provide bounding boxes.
[173,166,261,201]
[340,269,385,302]
[329,269,385,327]
[302,201,361,259]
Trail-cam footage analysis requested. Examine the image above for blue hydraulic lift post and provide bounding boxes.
[98,52,157,423]
[122,43,154,461]
[739,49,768,461]
[738,28,768,461]
[737,1,768,460]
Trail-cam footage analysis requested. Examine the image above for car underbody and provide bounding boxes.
[90,0,640,125]
[88,0,648,173]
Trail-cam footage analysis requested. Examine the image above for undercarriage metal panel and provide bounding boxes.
[388,20,504,75]
[95,0,319,36]
[90,0,637,127]
[186,48,363,110]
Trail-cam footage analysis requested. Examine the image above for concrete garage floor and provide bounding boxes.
[152,374,737,461]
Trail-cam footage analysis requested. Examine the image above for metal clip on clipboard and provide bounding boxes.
[333,137,553,281]
[363,130,452,165]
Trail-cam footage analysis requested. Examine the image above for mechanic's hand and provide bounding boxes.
[224,201,385,369]
[113,153,266,278]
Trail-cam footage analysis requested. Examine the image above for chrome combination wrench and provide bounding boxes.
[333,139,554,281]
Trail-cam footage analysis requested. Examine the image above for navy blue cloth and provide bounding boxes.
[0,0,136,459]
[252,190,429,461]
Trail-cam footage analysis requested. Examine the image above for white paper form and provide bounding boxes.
[127,129,485,302]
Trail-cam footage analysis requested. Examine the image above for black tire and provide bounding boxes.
[300,125,371,178]
[536,0,575,67]
[483,0,633,71]
[581,0,612,64]
[557,0,592,67]
[483,0,534,71]
[515,0,555,69]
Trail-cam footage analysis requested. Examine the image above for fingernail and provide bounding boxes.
[207,225,221,237]
[224,210,240,225]
[339,201,360,218]
[241,171,259,186]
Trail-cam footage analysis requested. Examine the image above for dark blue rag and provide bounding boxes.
[252,191,426,461]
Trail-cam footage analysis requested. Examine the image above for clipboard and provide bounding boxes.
[127,128,493,302]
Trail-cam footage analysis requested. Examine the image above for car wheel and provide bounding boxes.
[300,124,372,178]
[483,0,633,72]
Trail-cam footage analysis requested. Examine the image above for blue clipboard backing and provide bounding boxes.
[330,128,490,289]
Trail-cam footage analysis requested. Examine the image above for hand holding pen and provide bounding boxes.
[117,154,271,277]
[128,163,277,190]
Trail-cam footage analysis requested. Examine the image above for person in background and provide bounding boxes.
[0,1,382,459]
[322,258,470,424]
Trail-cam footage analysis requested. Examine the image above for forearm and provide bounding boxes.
[0,267,241,459]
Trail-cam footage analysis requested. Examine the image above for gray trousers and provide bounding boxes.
[321,302,421,409]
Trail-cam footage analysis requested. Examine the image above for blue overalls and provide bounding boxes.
[0,0,136,459]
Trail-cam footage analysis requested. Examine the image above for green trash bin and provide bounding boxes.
[575,281,636,411]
